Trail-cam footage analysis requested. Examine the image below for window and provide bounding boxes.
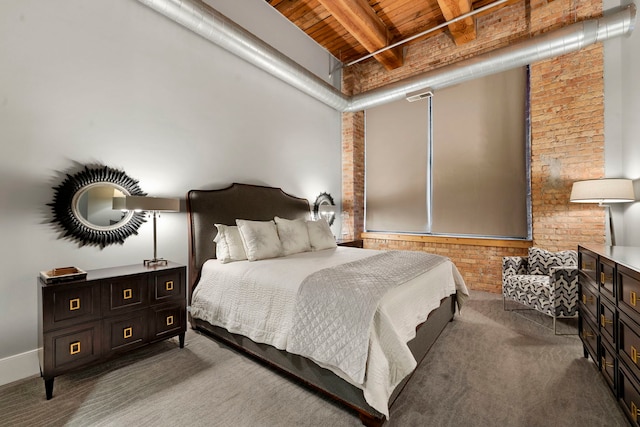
[365,67,530,239]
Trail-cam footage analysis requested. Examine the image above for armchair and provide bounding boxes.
[502,247,579,334]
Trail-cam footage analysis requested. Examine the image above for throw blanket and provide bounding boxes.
[286,250,448,385]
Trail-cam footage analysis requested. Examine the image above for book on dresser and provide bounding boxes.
[38,262,187,400]
[578,245,640,425]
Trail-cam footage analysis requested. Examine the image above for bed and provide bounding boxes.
[186,183,468,426]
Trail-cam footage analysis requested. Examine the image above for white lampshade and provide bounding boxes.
[112,196,180,212]
[570,179,635,204]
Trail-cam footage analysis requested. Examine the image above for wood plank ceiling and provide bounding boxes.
[266,0,514,70]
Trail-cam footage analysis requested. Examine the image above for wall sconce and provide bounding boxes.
[113,196,180,266]
[313,192,336,226]
[570,178,635,245]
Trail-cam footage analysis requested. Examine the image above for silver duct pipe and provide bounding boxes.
[346,3,636,112]
[136,0,636,113]
[136,0,350,111]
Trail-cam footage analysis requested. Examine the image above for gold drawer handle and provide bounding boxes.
[69,298,80,311]
[582,331,594,339]
[166,281,174,291]
[70,341,81,355]
[632,291,637,307]
[633,401,640,422]
[632,346,639,365]
[124,327,133,339]
[601,356,614,369]
[166,315,174,326]
[123,288,132,300]
[600,314,613,327]
[582,295,594,304]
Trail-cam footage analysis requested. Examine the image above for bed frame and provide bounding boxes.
[186,183,456,426]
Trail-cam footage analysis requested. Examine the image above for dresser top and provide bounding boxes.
[40,261,184,286]
[580,244,640,272]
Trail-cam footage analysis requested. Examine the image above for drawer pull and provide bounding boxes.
[69,298,81,311]
[600,314,613,327]
[601,356,614,369]
[124,327,133,339]
[600,271,606,285]
[70,341,81,355]
[632,402,640,422]
[632,346,639,365]
[582,330,594,339]
[582,295,594,304]
[165,281,174,291]
[632,291,637,307]
[166,315,174,326]
[123,288,132,300]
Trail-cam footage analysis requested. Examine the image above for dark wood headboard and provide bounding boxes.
[186,183,311,294]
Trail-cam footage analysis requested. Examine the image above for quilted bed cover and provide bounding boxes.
[190,247,468,416]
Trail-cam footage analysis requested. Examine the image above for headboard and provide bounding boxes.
[186,183,311,294]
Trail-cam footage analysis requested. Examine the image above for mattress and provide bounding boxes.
[190,246,468,416]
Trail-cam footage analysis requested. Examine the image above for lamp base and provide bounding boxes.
[144,258,168,267]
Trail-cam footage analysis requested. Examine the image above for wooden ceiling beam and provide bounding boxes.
[318,0,404,70]
[436,0,477,45]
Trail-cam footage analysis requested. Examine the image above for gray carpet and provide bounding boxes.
[0,291,629,427]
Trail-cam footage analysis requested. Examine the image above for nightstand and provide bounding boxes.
[337,239,364,248]
[38,262,186,400]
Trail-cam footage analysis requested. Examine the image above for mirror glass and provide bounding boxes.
[72,184,133,230]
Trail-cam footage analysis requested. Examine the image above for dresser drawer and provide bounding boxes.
[618,364,640,426]
[43,321,101,375]
[150,304,185,341]
[102,274,147,314]
[103,311,147,354]
[599,257,616,303]
[580,314,599,362]
[600,340,616,395]
[619,265,640,323]
[600,298,616,348]
[150,269,184,303]
[579,279,598,324]
[579,248,598,285]
[42,282,101,330]
[619,313,640,379]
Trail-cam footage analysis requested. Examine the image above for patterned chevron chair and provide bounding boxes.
[502,247,579,334]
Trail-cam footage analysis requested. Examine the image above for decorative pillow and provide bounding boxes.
[214,224,247,263]
[236,219,283,261]
[274,217,311,256]
[528,247,577,275]
[306,218,337,251]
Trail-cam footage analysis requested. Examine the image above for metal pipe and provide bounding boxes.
[136,0,636,113]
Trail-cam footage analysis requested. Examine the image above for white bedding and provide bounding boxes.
[190,246,469,417]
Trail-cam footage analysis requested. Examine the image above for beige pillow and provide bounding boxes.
[307,218,337,251]
[275,216,312,256]
[214,224,247,263]
[236,219,284,261]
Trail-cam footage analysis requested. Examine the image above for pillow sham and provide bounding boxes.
[275,216,311,256]
[527,247,577,275]
[214,224,247,263]
[307,218,337,251]
[236,219,283,261]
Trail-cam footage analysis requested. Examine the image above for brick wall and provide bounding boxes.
[341,0,605,293]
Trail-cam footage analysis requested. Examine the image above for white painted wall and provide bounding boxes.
[0,0,341,385]
[604,0,640,245]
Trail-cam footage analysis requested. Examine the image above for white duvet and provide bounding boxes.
[190,247,469,417]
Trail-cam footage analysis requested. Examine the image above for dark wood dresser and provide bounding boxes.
[578,245,640,425]
[38,262,186,399]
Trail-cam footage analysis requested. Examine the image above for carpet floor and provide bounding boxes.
[0,290,629,426]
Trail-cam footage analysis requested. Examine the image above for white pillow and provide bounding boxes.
[307,218,337,251]
[214,224,247,263]
[275,216,311,256]
[236,219,284,261]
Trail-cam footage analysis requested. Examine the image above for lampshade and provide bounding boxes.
[569,179,635,204]
[112,196,180,212]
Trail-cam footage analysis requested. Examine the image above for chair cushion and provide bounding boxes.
[503,275,551,300]
[528,247,577,275]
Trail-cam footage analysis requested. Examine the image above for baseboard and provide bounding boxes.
[0,349,40,387]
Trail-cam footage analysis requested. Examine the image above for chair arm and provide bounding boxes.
[549,266,579,316]
[503,256,528,277]
[549,265,579,288]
